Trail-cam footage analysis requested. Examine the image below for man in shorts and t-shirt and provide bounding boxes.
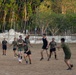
[40,34,49,61]
[57,38,73,70]
[2,38,7,55]
[23,35,32,64]
[12,38,17,57]
[17,35,23,63]
[48,38,58,61]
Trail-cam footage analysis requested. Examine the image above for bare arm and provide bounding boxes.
[56,45,62,51]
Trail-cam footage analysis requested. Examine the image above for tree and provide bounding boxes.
[34,0,52,34]
[61,0,76,14]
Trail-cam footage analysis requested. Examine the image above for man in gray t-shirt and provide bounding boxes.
[48,38,58,61]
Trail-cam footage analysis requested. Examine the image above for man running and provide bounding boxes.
[40,34,49,61]
[17,35,23,63]
[23,35,32,64]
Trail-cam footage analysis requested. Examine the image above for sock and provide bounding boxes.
[55,55,57,59]
[21,56,22,59]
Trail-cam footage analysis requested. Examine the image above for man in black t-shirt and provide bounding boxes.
[40,34,49,61]
[2,38,7,55]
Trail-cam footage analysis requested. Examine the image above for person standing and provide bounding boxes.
[2,38,7,55]
[11,38,17,57]
[48,38,58,61]
[40,34,49,61]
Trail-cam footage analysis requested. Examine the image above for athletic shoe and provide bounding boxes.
[47,58,50,61]
[70,64,73,68]
[29,62,32,64]
[40,58,44,61]
[67,67,72,70]
[55,58,58,60]
[26,61,28,64]
[21,56,22,59]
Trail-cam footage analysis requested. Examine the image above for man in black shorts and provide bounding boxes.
[23,35,32,64]
[40,34,49,61]
[12,38,17,57]
[48,38,58,61]
[2,38,7,55]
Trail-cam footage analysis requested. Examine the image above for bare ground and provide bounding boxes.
[0,43,76,75]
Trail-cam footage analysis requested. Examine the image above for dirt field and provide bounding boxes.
[0,43,76,75]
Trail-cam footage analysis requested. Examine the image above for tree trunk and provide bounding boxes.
[11,11,15,29]
[23,4,27,31]
[3,10,7,32]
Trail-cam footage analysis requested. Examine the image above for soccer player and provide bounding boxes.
[48,38,58,61]
[2,38,7,55]
[23,35,32,64]
[58,38,73,70]
[17,35,23,63]
[40,34,49,61]
[11,38,17,57]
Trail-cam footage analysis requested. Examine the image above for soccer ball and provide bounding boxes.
[18,58,22,63]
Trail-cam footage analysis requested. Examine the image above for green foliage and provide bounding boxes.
[0,0,76,35]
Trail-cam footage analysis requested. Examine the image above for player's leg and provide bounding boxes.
[2,50,5,55]
[28,54,32,64]
[46,50,49,57]
[18,47,23,59]
[18,50,20,58]
[4,45,7,55]
[18,50,22,63]
[4,50,6,55]
[20,51,23,59]
[40,49,44,61]
[13,50,16,57]
[48,51,52,61]
[14,50,18,57]
[24,53,28,64]
[64,59,73,70]
[13,48,17,57]
[54,51,58,60]
[3,45,7,55]
[2,46,4,55]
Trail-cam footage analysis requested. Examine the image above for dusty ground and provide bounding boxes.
[0,43,76,75]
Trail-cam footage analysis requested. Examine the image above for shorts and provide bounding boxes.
[13,48,17,51]
[24,50,31,55]
[65,54,71,59]
[50,48,56,52]
[2,45,7,50]
[18,47,23,51]
[42,45,48,50]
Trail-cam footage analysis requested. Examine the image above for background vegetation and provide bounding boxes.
[0,0,76,35]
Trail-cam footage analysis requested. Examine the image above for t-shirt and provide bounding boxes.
[17,39,23,48]
[23,38,30,52]
[2,40,7,46]
[61,43,71,56]
[25,38,30,47]
[12,41,17,48]
[23,41,28,52]
[42,38,48,47]
[49,41,56,49]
